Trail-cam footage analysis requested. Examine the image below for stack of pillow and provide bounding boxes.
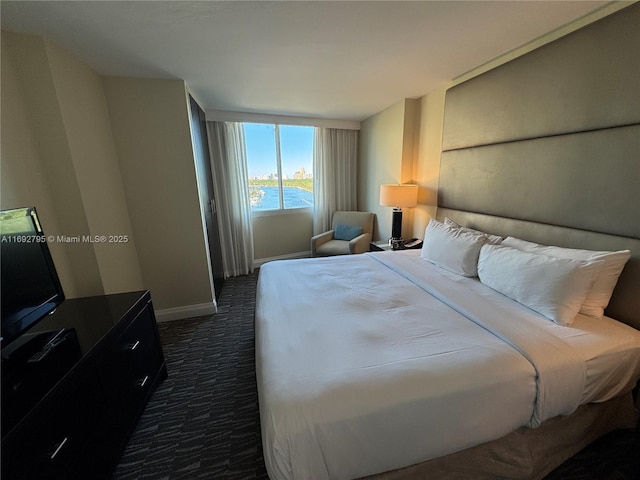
[420,218,631,326]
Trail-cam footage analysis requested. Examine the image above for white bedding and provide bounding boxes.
[255,251,640,480]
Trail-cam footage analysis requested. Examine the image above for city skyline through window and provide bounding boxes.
[245,123,314,211]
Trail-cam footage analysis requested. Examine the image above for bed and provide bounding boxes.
[256,5,639,478]
[255,225,640,479]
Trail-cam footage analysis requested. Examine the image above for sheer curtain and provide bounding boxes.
[206,121,254,277]
[313,128,359,234]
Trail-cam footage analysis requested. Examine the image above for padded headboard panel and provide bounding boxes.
[439,4,640,328]
[440,125,639,238]
[442,3,640,150]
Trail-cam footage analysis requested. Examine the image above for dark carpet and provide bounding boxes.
[112,271,640,480]
[112,272,267,480]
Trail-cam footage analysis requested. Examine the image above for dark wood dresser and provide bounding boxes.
[1,290,167,479]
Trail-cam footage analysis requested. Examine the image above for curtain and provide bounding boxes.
[312,128,359,235]
[206,121,254,277]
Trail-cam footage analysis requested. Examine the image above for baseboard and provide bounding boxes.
[254,250,311,268]
[155,302,217,323]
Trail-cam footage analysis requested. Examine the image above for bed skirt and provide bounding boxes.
[361,392,638,480]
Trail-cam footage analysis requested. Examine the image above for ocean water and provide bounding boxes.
[251,186,313,210]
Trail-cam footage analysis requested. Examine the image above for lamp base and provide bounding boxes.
[389,238,405,250]
[390,208,404,250]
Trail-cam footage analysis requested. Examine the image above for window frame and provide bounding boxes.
[245,122,314,216]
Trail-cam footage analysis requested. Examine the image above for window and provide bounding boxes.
[245,123,314,212]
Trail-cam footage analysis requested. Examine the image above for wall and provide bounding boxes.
[357,92,442,242]
[1,32,75,294]
[1,30,214,319]
[1,31,142,298]
[5,3,626,291]
[411,88,444,237]
[206,110,359,264]
[253,210,313,262]
[360,1,633,242]
[103,77,215,313]
[46,39,145,295]
[358,98,419,242]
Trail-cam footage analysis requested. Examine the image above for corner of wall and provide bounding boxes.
[412,87,447,238]
[358,98,422,241]
[44,37,145,295]
[1,30,104,298]
[103,77,214,311]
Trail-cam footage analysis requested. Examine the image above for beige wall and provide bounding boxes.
[358,98,419,242]
[253,210,313,261]
[1,31,142,298]
[411,87,445,238]
[103,77,214,311]
[252,2,628,258]
[4,3,624,284]
[1,30,213,316]
[359,3,629,243]
[1,32,76,294]
[45,39,144,295]
[254,98,420,258]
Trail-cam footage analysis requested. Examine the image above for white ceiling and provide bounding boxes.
[1,1,613,121]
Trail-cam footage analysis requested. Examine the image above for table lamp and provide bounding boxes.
[379,184,418,250]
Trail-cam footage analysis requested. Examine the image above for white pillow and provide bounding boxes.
[421,219,486,276]
[502,237,630,319]
[478,244,604,326]
[444,217,504,245]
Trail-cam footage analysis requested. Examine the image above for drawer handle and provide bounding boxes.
[129,340,141,351]
[137,375,149,388]
[50,437,69,460]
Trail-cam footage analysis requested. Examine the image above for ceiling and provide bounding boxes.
[1,1,614,121]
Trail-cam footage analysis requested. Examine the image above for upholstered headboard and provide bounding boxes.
[437,4,640,328]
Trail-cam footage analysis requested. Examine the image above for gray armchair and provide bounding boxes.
[311,211,375,257]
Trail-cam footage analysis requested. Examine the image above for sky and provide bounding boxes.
[245,123,313,178]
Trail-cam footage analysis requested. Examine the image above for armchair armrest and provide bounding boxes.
[311,230,335,257]
[348,233,372,254]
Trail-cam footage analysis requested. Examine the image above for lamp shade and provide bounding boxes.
[379,184,418,208]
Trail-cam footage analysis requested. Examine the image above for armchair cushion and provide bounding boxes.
[335,224,363,241]
[316,239,352,256]
[348,233,372,254]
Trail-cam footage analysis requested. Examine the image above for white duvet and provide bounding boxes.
[255,251,640,480]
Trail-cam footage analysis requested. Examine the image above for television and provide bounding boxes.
[1,207,65,349]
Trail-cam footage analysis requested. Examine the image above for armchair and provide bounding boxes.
[311,211,375,257]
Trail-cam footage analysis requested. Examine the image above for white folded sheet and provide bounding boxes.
[255,252,640,480]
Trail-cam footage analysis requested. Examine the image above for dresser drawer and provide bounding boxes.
[91,302,165,470]
[93,343,164,471]
[97,302,158,396]
[1,371,101,480]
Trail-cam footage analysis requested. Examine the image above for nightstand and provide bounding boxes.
[369,242,392,252]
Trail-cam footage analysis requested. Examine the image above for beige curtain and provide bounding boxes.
[312,128,359,235]
[206,121,254,277]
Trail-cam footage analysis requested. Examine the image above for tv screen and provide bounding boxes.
[1,207,65,349]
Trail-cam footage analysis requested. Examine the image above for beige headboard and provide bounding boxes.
[438,4,640,328]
